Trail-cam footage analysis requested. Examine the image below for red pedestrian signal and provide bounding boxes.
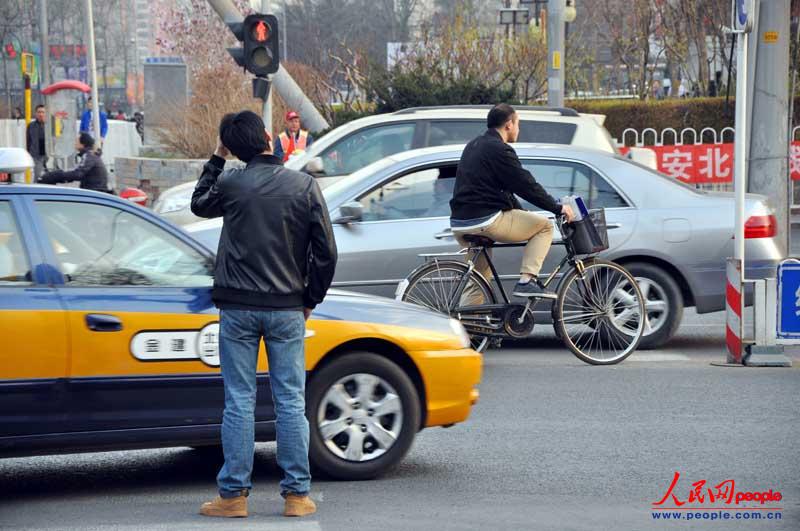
[4,43,16,59]
[226,14,280,77]
[253,20,269,42]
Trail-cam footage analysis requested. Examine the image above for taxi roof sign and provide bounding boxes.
[0,148,34,174]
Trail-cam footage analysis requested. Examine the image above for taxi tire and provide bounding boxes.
[307,352,421,481]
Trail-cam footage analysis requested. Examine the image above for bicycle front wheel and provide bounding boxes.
[553,259,645,365]
[400,260,496,353]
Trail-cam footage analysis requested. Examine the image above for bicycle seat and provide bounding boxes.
[462,234,495,247]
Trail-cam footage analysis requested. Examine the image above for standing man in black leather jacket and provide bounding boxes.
[192,111,337,520]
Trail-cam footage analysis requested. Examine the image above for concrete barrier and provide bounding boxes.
[114,156,244,202]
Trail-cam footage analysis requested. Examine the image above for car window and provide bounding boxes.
[426,121,483,147]
[319,123,415,176]
[36,201,214,287]
[519,160,627,210]
[518,121,577,144]
[0,201,32,285]
[357,165,457,221]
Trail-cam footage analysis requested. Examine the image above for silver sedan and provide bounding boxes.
[186,144,783,349]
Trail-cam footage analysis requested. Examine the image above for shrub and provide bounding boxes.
[568,97,800,144]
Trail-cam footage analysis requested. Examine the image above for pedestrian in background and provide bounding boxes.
[192,110,337,519]
[12,107,23,120]
[40,133,110,193]
[132,111,144,142]
[79,96,108,148]
[26,104,47,181]
[274,110,314,162]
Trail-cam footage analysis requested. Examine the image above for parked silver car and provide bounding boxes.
[186,144,783,349]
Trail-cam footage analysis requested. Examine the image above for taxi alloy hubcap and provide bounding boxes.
[317,373,403,462]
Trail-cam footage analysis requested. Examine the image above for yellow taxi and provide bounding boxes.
[0,184,481,480]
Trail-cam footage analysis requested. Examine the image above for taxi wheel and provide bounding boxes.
[307,352,421,480]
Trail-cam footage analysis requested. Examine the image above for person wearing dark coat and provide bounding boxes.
[40,133,110,193]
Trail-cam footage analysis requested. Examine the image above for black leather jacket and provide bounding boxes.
[450,129,562,220]
[191,154,337,310]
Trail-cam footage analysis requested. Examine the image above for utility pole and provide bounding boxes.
[261,0,273,136]
[547,0,565,107]
[747,0,791,257]
[39,0,52,162]
[84,0,101,148]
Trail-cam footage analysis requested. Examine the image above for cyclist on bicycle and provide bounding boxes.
[449,104,575,302]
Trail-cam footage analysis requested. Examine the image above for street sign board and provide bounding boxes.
[733,0,754,32]
[777,259,800,340]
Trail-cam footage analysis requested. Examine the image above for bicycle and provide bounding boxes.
[396,210,647,365]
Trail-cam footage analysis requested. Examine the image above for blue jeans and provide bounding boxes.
[216,309,310,498]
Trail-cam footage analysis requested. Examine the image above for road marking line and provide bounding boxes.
[627,354,692,362]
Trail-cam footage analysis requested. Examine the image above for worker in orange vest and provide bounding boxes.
[274,110,314,162]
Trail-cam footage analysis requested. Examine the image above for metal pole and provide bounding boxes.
[205,0,329,131]
[39,0,52,162]
[24,74,31,183]
[547,0,565,107]
[746,0,791,258]
[734,26,748,265]
[281,0,287,62]
[261,0,273,137]
[84,0,101,148]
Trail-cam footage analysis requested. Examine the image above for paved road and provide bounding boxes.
[1,311,798,531]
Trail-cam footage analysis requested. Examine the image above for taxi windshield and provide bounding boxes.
[37,201,213,287]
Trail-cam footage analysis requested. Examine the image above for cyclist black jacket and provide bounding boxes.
[450,128,561,220]
[191,153,337,310]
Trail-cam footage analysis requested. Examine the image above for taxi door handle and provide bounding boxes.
[85,314,123,332]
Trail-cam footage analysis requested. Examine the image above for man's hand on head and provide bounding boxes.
[214,137,230,159]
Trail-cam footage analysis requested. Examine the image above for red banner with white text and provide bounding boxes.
[621,142,800,183]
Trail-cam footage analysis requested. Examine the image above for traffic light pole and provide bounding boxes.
[206,0,330,132]
[261,0,273,137]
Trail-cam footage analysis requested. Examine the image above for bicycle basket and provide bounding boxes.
[565,208,609,255]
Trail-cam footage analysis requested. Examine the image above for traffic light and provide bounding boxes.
[227,14,280,77]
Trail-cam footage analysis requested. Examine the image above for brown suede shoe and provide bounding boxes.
[284,494,317,517]
[200,495,248,518]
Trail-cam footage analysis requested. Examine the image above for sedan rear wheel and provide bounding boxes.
[307,352,421,480]
[624,262,684,349]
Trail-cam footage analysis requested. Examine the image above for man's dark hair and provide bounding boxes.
[79,132,95,149]
[487,104,516,129]
[219,110,268,162]
[35,104,45,111]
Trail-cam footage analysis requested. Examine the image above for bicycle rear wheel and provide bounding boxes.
[400,260,496,352]
[553,259,645,365]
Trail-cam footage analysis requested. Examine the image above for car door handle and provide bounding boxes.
[434,229,454,240]
[85,314,123,332]
[606,223,622,229]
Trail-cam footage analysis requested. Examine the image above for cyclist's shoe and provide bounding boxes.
[513,279,557,299]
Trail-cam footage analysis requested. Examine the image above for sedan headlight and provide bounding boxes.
[449,318,471,349]
[155,195,191,214]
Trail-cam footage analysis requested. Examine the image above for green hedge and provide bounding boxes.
[568,97,800,144]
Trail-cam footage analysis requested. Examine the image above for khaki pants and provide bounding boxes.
[454,210,553,305]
